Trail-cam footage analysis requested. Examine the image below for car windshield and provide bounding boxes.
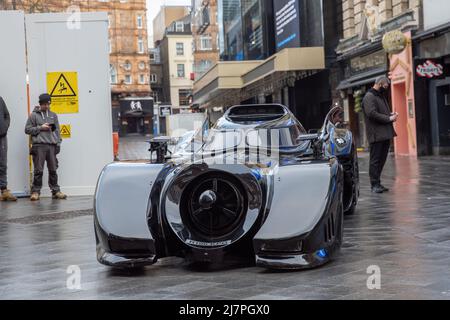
[202,125,307,152]
[246,125,306,148]
[203,130,242,151]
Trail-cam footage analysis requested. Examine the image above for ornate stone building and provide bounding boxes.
[335,0,422,151]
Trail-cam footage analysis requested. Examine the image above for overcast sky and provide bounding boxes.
[147,0,191,46]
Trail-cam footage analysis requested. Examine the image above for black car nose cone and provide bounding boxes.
[199,190,217,209]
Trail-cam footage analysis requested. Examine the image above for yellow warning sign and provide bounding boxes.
[47,72,79,114]
[60,124,71,139]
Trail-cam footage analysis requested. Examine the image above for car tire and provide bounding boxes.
[337,202,344,245]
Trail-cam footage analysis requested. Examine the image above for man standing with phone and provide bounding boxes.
[0,96,17,201]
[363,76,398,194]
[25,93,67,201]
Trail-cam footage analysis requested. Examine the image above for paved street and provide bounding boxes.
[118,134,153,161]
[1,155,450,300]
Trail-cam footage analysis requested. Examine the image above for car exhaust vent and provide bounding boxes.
[181,172,247,239]
[324,214,335,243]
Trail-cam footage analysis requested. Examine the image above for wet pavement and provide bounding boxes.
[1,155,450,300]
[118,134,152,161]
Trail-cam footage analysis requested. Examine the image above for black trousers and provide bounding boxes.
[0,136,7,191]
[31,144,60,194]
[369,140,391,187]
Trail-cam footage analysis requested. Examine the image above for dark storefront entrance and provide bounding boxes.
[413,24,450,155]
[119,97,154,137]
[336,48,388,149]
[429,77,450,154]
[291,71,332,130]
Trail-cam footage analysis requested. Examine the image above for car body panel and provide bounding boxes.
[95,163,163,239]
[255,161,332,240]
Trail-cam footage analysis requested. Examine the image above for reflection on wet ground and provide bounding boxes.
[1,155,450,300]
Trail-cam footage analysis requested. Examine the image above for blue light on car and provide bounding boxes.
[251,168,262,181]
[316,249,328,258]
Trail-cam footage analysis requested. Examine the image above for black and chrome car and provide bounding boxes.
[94,104,359,270]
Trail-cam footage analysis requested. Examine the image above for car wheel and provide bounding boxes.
[337,202,344,245]
[344,187,357,216]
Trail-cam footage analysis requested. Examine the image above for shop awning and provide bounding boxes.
[336,67,387,91]
[193,47,325,108]
[193,60,262,107]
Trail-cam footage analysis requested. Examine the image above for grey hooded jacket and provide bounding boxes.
[0,97,11,138]
[25,106,62,145]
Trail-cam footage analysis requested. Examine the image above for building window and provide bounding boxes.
[175,21,184,32]
[150,48,160,63]
[137,15,143,29]
[138,37,145,54]
[220,0,244,61]
[139,74,146,84]
[123,60,132,70]
[151,91,159,103]
[200,35,213,51]
[124,75,132,84]
[177,64,185,78]
[242,0,264,60]
[195,60,212,77]
[179,89,192,106]
[138,61,146,70]
[110,64,117,84]
[176,42,184,55]
[150,74,157,83]
[108,39,112,53]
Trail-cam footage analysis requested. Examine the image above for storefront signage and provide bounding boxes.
[274,0,301,51]
[159,105,172,117]
[416,60,444,79]
[382,30,408,55]
[119,98,153,117]
[350,50,387,74]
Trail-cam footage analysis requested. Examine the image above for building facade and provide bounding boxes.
[159,15,194,112]
[335,0,422,155]
[152,5,191,44]
[194,0,342,129]
[149,47,165,104]
[191,0,220,80]
[412,0,450,155]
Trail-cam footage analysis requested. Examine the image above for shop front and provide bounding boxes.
[336,48,388,150]
[387,31,418,157]
[413,23,450,155]
[119,97,154,137]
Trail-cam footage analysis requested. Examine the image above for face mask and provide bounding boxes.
[378,86,387,94]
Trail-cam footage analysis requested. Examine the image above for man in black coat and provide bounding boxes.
[0,96,17,201]
[362,76,398,194]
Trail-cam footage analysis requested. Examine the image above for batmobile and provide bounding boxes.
[94,104,359,270]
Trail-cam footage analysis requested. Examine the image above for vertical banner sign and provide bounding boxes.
[274,0,301,51]
[47,71,79,114]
